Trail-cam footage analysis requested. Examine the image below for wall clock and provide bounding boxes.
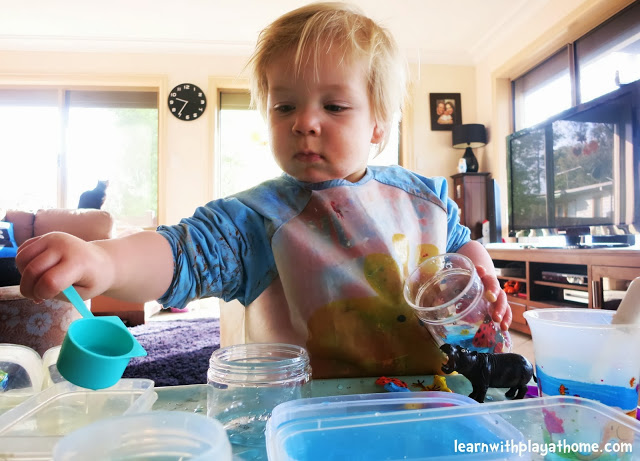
[168,83,206,121]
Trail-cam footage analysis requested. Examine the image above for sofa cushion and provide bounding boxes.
[5,210,35,247]
[34,209,114,242]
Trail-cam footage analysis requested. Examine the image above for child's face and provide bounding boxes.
[265,47,383,183]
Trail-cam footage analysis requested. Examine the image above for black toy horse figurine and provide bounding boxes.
[440,343,534,403]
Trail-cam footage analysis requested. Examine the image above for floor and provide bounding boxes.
[147,299,536,366]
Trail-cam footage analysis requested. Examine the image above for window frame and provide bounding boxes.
[512,0,640,131]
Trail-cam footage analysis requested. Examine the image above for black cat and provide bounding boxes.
[78,180,109,209]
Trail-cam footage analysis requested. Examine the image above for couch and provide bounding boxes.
[0,208,115,355]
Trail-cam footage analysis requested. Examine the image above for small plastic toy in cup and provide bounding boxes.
[403,253,511,353]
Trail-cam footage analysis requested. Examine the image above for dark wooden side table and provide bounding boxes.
[451,172,490,240]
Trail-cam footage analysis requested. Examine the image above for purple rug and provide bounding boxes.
[122,318,220,386]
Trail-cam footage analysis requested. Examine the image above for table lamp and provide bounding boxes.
[452,123,486,173]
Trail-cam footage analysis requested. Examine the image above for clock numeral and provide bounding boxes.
[193,113,198,118]
[198,92,203,97]
[171,108,176,113]
[170,92,177,97]
[184,84,190,90]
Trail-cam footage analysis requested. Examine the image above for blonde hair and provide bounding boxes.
[247,2,407,152]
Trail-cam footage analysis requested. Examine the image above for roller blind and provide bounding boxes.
[220,91,251,110]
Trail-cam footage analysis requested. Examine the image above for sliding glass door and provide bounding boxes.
[0,88,158,228]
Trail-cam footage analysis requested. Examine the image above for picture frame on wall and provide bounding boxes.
[429,93,462,131]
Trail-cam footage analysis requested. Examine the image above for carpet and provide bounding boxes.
[122,318,220,386]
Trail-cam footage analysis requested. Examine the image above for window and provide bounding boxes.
[513,1,640,130]
[218,92,280,197]
[0,89,158,228]
[513,48,572,131]
[217,91,400,198]
[576,1,640,103]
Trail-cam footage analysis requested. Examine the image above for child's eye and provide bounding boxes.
[273,104,294,113]
[325,104,347,112]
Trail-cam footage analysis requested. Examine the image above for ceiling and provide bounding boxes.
[1,0,553,65]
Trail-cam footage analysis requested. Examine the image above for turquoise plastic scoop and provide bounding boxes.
[57,287,147,390]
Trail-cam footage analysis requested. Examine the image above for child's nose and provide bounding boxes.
[292,107,321,135]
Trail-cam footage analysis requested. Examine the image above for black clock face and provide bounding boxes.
[168,83,207,121]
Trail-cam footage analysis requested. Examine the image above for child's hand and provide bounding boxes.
[476,264,512,331]
[15,232,113,303]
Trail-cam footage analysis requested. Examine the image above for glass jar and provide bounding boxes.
[403,253,511,353]
[207,343,311,448]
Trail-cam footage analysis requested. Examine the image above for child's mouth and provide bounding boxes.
[295,151,323,162]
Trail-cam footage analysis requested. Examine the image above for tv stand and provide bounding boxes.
[487,246,640,334]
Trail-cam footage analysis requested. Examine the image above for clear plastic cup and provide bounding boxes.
[207,343,311,449]
[524,308,640,417]
[403,253,511,353]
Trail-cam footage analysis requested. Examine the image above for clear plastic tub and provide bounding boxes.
[0,378,156,460]
[266,391,511,460]
[267,394,640,460]
[53,410,232,461]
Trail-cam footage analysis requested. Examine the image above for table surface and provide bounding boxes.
[153,374,512,460]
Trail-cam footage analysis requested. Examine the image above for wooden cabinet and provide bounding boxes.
[487,247,640,334]
[451,173,490,240]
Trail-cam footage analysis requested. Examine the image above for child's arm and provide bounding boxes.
[16,231,174,304]
[456,240,512,331]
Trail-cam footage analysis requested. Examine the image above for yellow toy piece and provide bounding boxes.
[412,375,453,393]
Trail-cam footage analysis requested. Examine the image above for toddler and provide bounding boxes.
[16,2,510,378]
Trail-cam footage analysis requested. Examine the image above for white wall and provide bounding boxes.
[403,63,477,198]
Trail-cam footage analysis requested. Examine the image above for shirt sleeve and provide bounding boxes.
[156,197,277,309]
[415,174,471,253]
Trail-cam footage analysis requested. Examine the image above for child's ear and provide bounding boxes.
[371,123,385,144]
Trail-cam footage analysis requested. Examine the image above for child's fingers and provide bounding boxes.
[18,243,64,301]
[499,296,513,331]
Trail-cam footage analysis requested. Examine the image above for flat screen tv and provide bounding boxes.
[507,80,640,242]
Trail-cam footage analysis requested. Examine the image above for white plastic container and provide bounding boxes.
[0,343,44,415]
[53,410,232,461]
[524,308,640,416]
[0,378,156,460]
[41,345,64,389]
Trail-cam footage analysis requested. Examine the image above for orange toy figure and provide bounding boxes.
[503,280,522,294]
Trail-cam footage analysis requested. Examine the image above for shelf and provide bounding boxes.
[534,280,588,291]
[506,294,528,302]
[527,299,587,309]
[497,276,527,283]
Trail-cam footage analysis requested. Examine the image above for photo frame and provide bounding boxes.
[429,93,462,131]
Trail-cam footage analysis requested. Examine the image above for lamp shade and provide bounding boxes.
[452,124,487,149]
